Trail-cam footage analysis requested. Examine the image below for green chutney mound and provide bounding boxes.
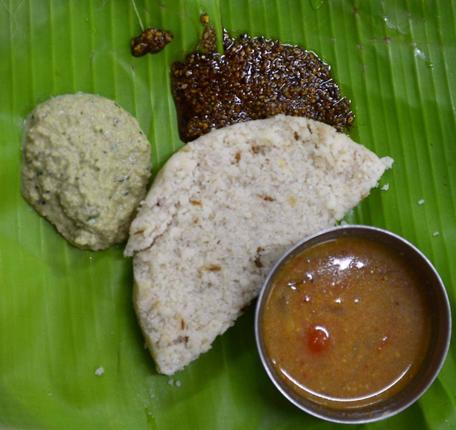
[21,93,151,250]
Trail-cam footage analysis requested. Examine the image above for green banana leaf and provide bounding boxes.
[0,0,455,428]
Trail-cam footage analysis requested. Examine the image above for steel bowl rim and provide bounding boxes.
[254,224,452,424]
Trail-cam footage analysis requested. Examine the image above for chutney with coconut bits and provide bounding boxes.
[262,236,431,409]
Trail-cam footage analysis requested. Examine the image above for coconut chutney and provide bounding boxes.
[21,93,151,250]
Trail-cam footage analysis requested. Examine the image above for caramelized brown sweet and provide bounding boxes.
[172,31,354,142]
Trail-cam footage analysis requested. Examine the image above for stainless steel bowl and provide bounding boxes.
[255,225,452,424]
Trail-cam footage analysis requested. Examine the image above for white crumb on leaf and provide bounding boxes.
[175,380,182,387]
[418,198,425,205]
[380,183,390,191]
[94,367,105,376]
[432,231,440,237]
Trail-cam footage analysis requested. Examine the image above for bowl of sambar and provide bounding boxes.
[255,225,451,424]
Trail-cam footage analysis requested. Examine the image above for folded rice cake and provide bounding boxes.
[125,115,393,375]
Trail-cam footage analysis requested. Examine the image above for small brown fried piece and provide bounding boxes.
[198,24,216,53]
[200,13,210,25]
[131,28,173,57]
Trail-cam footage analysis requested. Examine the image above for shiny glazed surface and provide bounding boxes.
[172,31,353,142]
[262,236,431,409]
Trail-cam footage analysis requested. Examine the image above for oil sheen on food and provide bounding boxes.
[262,237,431,409]
[172,31,353,142]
